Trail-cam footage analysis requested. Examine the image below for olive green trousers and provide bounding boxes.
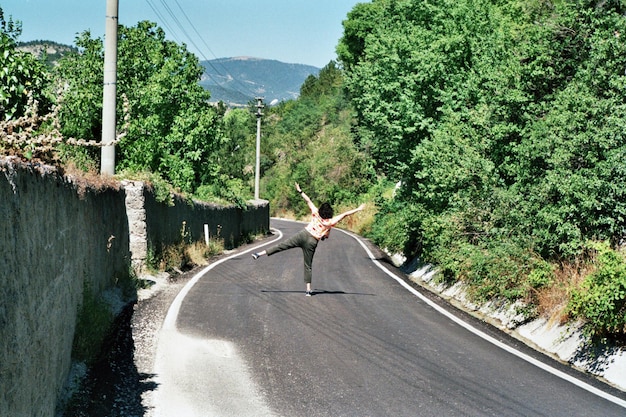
[266,229,319,284]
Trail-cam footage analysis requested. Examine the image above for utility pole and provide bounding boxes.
[254,97,264,200]
[101,0,118,175]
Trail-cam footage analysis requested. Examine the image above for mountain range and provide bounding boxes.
[17,41,321,107]
[200,57,320,106]
[17,41,77,67]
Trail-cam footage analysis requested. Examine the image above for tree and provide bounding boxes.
[339,0,626,320]
[217,108,256,182]
[0,8,50,120]
[55,21,222,193]
[260,62,374,217]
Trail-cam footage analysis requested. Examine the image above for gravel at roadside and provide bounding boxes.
[59,239,263,416]
[60,269,195,417]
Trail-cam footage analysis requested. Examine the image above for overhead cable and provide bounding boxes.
[143,0,257,99]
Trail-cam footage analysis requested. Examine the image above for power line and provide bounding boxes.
[170,0,258,98]
[166,0,233,88]
[144,0,182,44]
[172,1,233,81]
[173,0,219,61]
[145,0,230,93]
[143,0,257,100]
[146,0,225,89]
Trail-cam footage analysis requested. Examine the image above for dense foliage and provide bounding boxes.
[338,0,626,336]
[568,242,626,339]
[0,11,50,120]
[259,61,376,221]
[55,21,226,194]
[3,2,626,338]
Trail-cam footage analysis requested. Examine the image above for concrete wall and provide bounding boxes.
[124,180,270,273]
[0,158,130,417]
[0,158,269,417]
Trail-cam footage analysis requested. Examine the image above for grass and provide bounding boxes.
[186,239,225,265]
[336,202,376,236]
[155,237,225,273]
[72,283,114,365]
[535,259,592,326]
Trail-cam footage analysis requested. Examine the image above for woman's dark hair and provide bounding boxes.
[319,202,334,219]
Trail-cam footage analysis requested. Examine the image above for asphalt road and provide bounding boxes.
[151,219,626,417]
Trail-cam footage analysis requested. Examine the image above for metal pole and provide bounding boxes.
[254,97,264,200]
[101,0,118,175]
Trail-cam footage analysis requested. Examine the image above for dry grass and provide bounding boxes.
[272,208,298,220]
[337,203,376,236]
[0,155,121,199]
[185,239,224,265]
[61,162,121,197]
[535,258,596,326]
[158,238,225,272]
[185,242,211,267]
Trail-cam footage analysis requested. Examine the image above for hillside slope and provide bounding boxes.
[200,57,320,106]
[17,40,76,67]
[18,41,320,107]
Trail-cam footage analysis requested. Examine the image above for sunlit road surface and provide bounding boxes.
[152,219,626,417]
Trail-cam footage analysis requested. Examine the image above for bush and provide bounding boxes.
[568,241,626,339]
[194,176,250,208]
[458,241,550,305]
[369,199,423,256]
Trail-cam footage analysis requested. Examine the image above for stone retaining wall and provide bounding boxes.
[124,180,269,273]
[0,158,269,417]
[0,159,130,417]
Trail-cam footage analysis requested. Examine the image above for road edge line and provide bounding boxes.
[337,228,626,409]
[161,228,284,331]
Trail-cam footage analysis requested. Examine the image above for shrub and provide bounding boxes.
[455,240,548,306]
[155,221,225,272]
[185,239,224,266]
[536,258,591,325]
[568,241,626,339]
[194,176,250,208]
[369,199,423,256]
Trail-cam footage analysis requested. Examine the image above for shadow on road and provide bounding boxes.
[61,303,158,417]
[260,289,376,296]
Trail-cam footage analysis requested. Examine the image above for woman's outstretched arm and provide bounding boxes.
[331,203,366,225]
[295,182,316,212]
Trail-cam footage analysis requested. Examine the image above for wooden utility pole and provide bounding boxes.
[254,97,264,200]
[101,0,118,175]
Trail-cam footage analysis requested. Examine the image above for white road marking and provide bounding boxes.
[152,229,284,417]
[338,228,626,409]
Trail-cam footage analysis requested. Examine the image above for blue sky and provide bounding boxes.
[2,0,364,68]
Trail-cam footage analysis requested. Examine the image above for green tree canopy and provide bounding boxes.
[260,61,374,217]
[0,8,50,120]
[339,0,626,261]
[55,21,223,193]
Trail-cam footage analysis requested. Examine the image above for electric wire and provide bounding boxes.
[172,0,256,97]
[145,0,223,90]
[144,0,257,101]
[155,0,236,95]
[144,0,183,45]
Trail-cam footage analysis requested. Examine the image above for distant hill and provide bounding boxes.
[16,41,320,106]
[17,40,77,67]
[200,57,320,106]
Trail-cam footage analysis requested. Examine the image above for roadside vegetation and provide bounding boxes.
[1,1,625,344]
[336,0,626,343]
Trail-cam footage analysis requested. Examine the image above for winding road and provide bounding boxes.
[151,219,626,417]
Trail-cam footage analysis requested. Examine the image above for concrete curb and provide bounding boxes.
[405,263,626,393]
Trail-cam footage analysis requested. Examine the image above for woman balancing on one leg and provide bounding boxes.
[252,182,366,296]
